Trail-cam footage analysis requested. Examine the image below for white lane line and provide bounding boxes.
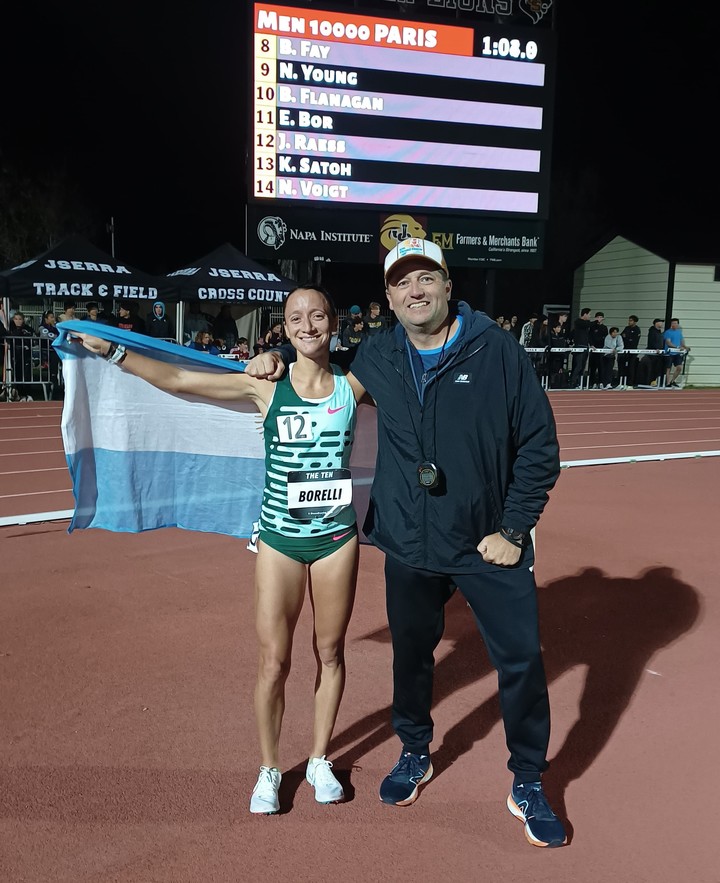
[558,427,720,437]
[0,489,72,500]
[0,435,65,442]
[0,510,73,527]
[562,440,720,452]
[0,449,64,457]
[0,467,67,476]
[561,450,720,466]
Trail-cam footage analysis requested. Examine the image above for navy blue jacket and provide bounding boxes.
[349,301,560,573]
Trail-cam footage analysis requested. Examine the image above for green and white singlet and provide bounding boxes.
[260,363,357,538]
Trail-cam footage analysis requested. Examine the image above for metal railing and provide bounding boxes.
[1,335,62,401]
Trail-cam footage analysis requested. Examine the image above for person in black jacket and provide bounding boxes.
[619,315,641,387]
[587,311,609,388]
[637,318,665,385]
[246,239,566,848]
[568,307,591,388]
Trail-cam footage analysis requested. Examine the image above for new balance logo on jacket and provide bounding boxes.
[453,372,471,383]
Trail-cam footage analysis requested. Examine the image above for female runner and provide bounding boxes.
[73,284,365,814]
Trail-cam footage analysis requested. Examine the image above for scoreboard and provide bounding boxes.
[250,1,556,219]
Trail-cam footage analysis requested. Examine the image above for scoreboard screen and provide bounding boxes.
[250,2,556,219]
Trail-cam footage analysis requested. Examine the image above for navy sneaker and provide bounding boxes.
[507,781,567,847]
[379,751,433,806]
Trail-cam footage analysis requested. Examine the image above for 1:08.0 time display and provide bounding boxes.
[480,36,538,60]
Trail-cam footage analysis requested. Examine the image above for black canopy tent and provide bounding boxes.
[166,242,297,346]
[0,235,179,305]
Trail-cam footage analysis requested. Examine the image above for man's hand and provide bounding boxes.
[477,532,522,567]
[243,351,286,380]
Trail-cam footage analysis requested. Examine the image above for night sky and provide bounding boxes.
[5,1,720,314]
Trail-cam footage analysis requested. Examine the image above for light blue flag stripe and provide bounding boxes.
[54,322,265,538]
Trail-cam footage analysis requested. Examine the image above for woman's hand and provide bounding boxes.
[71,332,112,357]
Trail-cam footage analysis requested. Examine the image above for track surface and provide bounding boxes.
[1,393,718,881]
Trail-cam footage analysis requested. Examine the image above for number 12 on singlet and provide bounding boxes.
[276,411,313,442]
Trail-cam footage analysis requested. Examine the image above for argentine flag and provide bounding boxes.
[54,322,265,538]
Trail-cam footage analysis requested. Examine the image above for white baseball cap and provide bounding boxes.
[384,238,448,282]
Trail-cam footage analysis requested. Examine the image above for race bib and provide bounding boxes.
[287,468,353,519]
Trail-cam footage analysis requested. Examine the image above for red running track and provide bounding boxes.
[2,390,720,521]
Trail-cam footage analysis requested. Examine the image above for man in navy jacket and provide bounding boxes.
[246,240,565,848]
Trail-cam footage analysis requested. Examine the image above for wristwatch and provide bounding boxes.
[500,526,528,548]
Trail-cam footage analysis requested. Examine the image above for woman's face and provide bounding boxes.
[13,313,24,326]
[46,313,56,325]
[283,288,335,359]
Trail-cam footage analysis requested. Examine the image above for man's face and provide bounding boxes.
[670,320,679,329]
[120,308,129,317]
[370,306,379,317]
[88,308,98,319]
[595,315,604,323]
[610,329,618,338]
[654,321,663,330]
[385,259,451,335]
[154,305,162,316]
[628,317,636,326]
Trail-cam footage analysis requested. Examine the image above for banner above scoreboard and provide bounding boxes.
[246,204,545,269]
[249,2,556,223]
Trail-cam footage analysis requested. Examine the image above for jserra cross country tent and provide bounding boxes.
[166,242,296,305]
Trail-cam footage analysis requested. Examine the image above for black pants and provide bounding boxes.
[569,349,589,388]
[619,353,638,386]
[384,555,550,783]
[588,352,604,387]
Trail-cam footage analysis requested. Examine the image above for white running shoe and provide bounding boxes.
[306,756,344,804]
[250,765,281,814]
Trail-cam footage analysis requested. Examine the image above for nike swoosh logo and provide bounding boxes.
[332,530,352,542]
[328,405,346,414]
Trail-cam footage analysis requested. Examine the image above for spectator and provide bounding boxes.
[364,302,387,336]
[148,301,174,340]
[183,302,212,345]
[212,305,238,350]
[230,337,250,360]
[637,318,665,386]
[57,300,77,323]
[188,330,219,355]
[588,311,608,389]
[116,300,145,334]
[340,316,364,352]
[253,336,268,357]
[548,320,569,388]
[7,311,35,401]
[214,337,230,355]
[501,320,512,332]
[601,326,624,388]
[619,315,641,387]
[495,314,505,327]
[342,305,363,335]
[38,310,63,399]
[263,321,285,349]
[520,313,537,348]
[509,315,520,339]
[569,308,592,389]
[664,318,690,388]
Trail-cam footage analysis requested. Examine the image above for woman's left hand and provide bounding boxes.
[71,332,112,357]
